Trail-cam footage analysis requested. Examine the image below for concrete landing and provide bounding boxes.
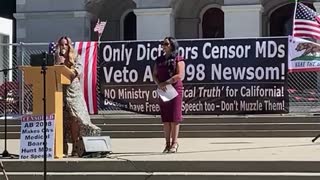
[2,138,320,180]
[1,137,320,161]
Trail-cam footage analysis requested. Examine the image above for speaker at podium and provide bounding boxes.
[76,136,112,157]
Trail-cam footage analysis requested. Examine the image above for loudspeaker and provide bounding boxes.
[76,136,112,157]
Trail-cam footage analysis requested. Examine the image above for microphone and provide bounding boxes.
[60,49,66,56]
[61,49,66,54]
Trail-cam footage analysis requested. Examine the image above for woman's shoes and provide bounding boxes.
[163,142,179,153]
[168,142,179,153]
[163,143,171,153]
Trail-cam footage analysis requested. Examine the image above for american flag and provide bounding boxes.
[293,2,320,40]
[94,19,107,35]
[49,41,98,114]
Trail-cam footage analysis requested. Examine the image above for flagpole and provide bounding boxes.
[98,35,101,44]
[95,18,101,44]
[292,0,298,36]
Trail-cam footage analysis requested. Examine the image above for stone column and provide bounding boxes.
[314,2,320,13]
[222,5,263,38]
[0,18,13,82]
[134,8,174,40]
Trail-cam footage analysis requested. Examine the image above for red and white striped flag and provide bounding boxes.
[74,42,98,114]
[94,19,107,35]
[49,41,99,114]
[293,2,320,40]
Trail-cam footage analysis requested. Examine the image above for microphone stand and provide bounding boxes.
[312,134,320,142]
[0,67,19,159]
[41,52,48,180]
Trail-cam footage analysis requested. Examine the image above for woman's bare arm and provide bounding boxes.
[165,61,185,84]
[152,63,160,85]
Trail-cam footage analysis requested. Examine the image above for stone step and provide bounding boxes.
[90,116,320,124]
[4,172,320,180]
[1,115,320,125]
[1,130,320,139]
[99,130,320,138]
[2,115,320,138]
[3,122,320,131]
[3,123,320,132]
[3,160,320,172]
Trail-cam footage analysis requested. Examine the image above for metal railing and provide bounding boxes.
[0,42,319,115]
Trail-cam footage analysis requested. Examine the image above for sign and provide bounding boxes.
[99,37,289,115]
[20,114,55,159]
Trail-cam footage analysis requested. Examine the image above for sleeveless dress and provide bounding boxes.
[155,55,184,123]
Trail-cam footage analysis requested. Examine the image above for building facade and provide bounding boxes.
[0,17,13,82]
[13,0,320,42]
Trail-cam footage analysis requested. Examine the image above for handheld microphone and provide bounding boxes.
[60,49,66,56]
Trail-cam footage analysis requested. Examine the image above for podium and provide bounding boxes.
[20,65,74,158]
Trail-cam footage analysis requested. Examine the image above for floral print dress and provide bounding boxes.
[63,56,101,143]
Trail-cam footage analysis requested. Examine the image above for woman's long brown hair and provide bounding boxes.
[55,36,76,68]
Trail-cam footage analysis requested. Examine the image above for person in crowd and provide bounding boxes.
[54,36,101,157]
[152,37,185,153]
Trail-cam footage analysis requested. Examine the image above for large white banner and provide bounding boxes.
[288,36,320,72]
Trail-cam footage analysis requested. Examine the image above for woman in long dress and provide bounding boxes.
[54,36,101,156]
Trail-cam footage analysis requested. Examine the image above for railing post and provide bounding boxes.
[18,42,25,115]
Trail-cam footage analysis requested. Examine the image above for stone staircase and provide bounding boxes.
[1,114,320,139]
[2,114,320,180]
[2,160,320,180]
